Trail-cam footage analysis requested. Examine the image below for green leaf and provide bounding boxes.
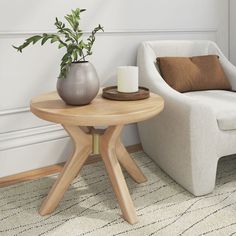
[65,15,74,29]
[12,45,22,52]
[67,57,72,64]
[12,34,43,52]
[51,36,59,43]
[12,8,103,79]
[62,53,69,61]
[31,35,42,44]
[58,43,65,49]
[76,33,82,40]
[72,51,78,61]
[41,35,52,45]
[78,40,86,48]
[78,48,83,57]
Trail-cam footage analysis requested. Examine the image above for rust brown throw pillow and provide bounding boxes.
[156,55,231,92]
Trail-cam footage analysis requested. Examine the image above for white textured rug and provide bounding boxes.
[1,151,236,236]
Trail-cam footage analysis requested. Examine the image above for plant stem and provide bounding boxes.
[81,51,86,61]
[78,54,89,61]
[59,39,67,47]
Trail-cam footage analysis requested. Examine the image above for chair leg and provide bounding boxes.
[190,159,218,196]
[145,147,218,196]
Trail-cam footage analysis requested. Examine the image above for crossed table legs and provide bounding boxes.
[39,125,147,224]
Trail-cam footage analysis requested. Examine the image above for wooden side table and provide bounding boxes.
[30,91,164,224]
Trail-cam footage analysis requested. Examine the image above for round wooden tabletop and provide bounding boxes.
[30,91,164,126]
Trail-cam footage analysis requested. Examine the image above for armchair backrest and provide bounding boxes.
[137,40,236,92]
[146,40,219,58]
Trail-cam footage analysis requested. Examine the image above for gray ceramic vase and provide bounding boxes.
[57,61,100,105]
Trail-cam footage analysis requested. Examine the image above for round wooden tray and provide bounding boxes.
[102,86,150,101]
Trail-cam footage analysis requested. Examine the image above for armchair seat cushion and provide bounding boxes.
[185,90,236,131]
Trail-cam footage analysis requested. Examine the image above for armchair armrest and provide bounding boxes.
[219,57,236,91]
[137,41,221,195]
[137,42,218,148]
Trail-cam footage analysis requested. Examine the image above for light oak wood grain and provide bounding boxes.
[116,139,147,184]
[100,125,138,224]
[29,91,164,223]
[30,91,164,126]
[39,125,92,215]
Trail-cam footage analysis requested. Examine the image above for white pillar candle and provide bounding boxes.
[117,66,139,93]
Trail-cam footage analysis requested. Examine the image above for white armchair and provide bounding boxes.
[137,40,236,196]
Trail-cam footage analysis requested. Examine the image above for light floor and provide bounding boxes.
[0,151,236,236]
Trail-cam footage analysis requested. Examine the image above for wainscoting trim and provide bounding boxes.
[0,28,217,37]
[0,124,66,151]
[0,106,29,116]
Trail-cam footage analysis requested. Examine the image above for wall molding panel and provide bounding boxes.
[0,124,66,151]
[0,28,218,37]
[0,106,29,116]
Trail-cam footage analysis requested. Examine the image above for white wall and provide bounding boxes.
[230,0,236,65]
[0,0,229,177]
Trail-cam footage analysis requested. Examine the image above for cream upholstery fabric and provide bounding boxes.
[185,90,236,131]
[137,40,236,196]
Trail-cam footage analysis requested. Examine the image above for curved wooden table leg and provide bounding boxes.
[116,139,147,184]
[39,125,92,216]
[100,125,138,224]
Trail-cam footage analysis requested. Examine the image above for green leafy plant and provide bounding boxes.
[13,8,104,79]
